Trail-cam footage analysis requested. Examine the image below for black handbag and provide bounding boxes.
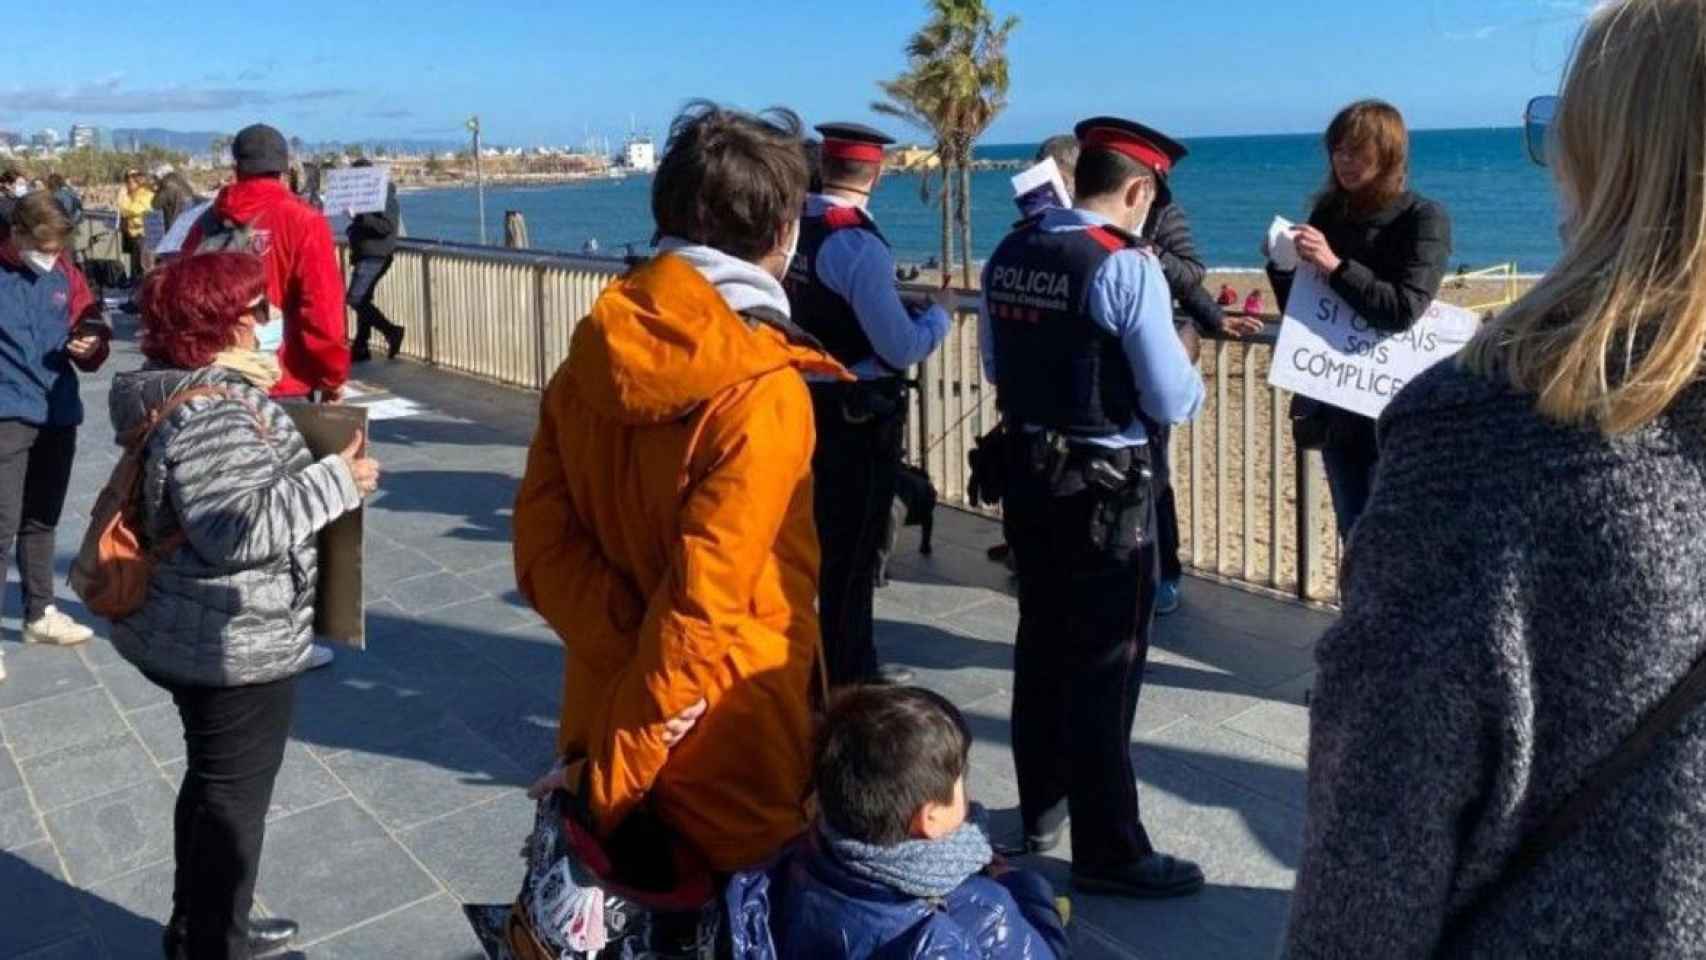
[1289,396,1333,451]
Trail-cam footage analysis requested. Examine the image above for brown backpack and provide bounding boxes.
[71,386,257,620]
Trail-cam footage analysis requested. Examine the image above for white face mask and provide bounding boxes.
[10,182,28,198]
[23,250,57,274]
[254,312,285,353]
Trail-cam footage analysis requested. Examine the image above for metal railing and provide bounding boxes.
[345,239,1345,603]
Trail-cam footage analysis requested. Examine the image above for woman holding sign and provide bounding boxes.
[1286,2,1706,954]
[1266,100,1451,535]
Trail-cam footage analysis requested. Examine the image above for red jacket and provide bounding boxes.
[184,177,349,398]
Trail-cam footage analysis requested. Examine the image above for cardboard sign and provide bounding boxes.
[283,403,368,649]
[1267,266,1480,419]
[319,165,390,216]
[1011,158,1070,218]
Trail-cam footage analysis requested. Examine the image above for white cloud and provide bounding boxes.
[1446,25,1502,41]
[0,79,352,115]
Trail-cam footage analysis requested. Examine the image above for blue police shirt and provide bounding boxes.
[806,194,950,380]
[979,207,1204,448]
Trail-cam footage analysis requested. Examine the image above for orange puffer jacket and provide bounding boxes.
[514,252,843,873]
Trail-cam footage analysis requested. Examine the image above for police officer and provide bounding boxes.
[784,122,952,687]
[980,117,1206,899]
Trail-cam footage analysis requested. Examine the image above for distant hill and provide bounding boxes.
[110,128,225,154]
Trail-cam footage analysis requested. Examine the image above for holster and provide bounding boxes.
[967,420,1010,508]
[1014,431,1155,559]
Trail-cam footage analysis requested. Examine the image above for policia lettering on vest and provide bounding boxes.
[783,122,952,688]
[977,117,1208,899]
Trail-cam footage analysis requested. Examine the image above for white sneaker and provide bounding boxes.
[23,606,94,647]
[306,644,336,670]
[0,654,7,682]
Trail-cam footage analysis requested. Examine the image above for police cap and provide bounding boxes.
[816,122,895,164]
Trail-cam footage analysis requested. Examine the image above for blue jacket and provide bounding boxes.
[0,242,108,427]
[725,835,1070,960]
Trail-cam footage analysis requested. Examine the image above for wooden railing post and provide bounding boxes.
[505,211,530,249]
[532,263,549,391]
[418,251,436,367]
[1296,445,1318,602]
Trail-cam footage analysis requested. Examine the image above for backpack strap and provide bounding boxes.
[1443,647,1706,945]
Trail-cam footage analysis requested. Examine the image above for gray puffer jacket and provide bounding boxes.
[107,364,362,687]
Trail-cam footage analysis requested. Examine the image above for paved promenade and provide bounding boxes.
[1,325,1332,959]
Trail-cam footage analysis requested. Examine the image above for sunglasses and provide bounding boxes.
[1524,96,1558,167]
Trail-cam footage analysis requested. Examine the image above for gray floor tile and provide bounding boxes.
[255,798,438,940]
[1223,700,1312,759]
[0,643,98,711]
[2,687,127,761]
[374,571,489,615]
[20,731,157,812]
[76,636,128,671]
[43,776,176,887]
[458,562,530,610]
[399,793,536,903]
[1141,649,1272,728]
[267,742,349,823]
[323,720,527,831]
[288,653,448,761]
[878,575,1006,619]
[307,892,483,956]
[1138,717,1308,813]
[0,742,19,792]
[93,663,170,712]
[0,786,45,850]
[86,859,173,960]
[127,703,186,766]
[1,840,94,957]
[363,543,447,591]
[15,933,106,960]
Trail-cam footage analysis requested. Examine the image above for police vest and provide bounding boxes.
[985,220,1142,437]
[783,205,896,372]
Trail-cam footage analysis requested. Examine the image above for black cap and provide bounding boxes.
[816,122,894,163]
[232,124,290,176]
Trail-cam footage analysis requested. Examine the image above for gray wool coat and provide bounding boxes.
[107,365,362,687]
[1282,359,1706,958]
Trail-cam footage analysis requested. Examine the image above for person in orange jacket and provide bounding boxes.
[514,102,843,874]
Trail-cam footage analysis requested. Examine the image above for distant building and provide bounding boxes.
[32,128,59,149]
[0,131,20,149]
[623,135,656,174]
[69,125,110,151]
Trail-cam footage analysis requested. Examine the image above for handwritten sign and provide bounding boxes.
[1011,158,1069,218]
[319,165,390,216]
[1267,266,1479,419]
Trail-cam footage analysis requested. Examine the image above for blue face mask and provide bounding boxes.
[255,317,284,353]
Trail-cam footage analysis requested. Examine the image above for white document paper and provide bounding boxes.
[1011,158,1070,217]
[319,166,391,216]
[1267,267,1480,419]
[1267,215,1300,272]
[153,200,215,255]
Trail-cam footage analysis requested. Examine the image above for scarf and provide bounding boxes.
[819,804,995,899]
[212,348,282,392]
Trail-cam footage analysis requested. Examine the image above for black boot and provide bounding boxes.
[249,917,300,956]
[1073,853,1205,899]
[351,342,373,364]
[384,325,406,359]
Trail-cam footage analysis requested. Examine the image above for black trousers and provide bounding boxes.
[809,380,905,688]
[1150,424,1183,582]
[1004,443,1157,869]
[158,675,296,960]
[0,421,76,623]
[347,255,400,348]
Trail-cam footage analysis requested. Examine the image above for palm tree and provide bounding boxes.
[875,0,1017,287]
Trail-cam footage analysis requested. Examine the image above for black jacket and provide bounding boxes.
[1143,201,1222,333]
[1269,190,1452,449]
[152,174,199,233]
[346,184,401,260]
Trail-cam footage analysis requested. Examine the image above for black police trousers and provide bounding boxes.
[1004,441,1158,869]
[809,380,905,687]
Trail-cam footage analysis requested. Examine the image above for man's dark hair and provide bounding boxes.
[1074,147,1154,201]
[652,100,809,262]
[820,156,879,190]
[45,173,65,191]
[814,686,970,846]
[0,170,18,185]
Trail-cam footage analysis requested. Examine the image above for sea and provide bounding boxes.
[392,127,1562,273]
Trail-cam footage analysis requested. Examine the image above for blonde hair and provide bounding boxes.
[1461,0,1706,435]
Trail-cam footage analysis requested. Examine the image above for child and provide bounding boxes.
[728,686,1071,958]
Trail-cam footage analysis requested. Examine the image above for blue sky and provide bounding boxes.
[0,0,1591,146]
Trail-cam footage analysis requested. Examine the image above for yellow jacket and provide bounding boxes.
[514,252,845,872]
[118,186,154,237]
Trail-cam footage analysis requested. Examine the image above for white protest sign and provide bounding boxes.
[153,199,214,255]
[1267,266,1479,419]
[319,165,390,216]
[1011,157,1070,218]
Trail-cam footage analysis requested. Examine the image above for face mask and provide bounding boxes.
[11,182,27,198]
[254,317,284,353]
[23,250,56,274]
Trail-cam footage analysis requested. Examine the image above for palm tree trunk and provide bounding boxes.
[939,161,953,287]
[958,155,974,289]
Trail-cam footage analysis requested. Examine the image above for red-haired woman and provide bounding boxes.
[1267,100,1453,535]
[110,251,380,959]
